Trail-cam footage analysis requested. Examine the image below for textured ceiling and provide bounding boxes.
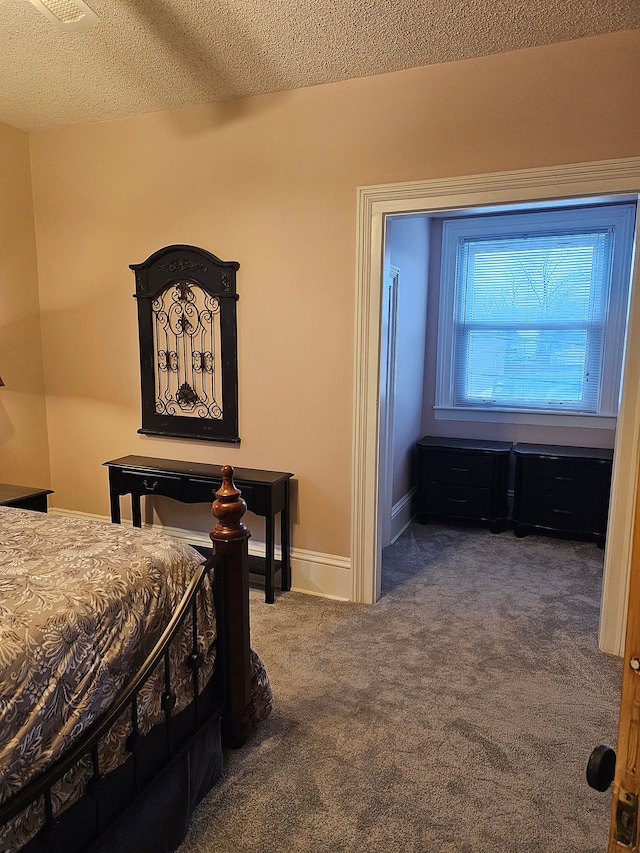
[2,0,639,132]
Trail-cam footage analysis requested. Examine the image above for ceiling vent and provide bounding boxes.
[27,0,99,30]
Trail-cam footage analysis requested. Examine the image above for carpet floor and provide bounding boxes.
[179,521,622,852]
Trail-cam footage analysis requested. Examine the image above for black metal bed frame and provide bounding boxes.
[0,465,253,853]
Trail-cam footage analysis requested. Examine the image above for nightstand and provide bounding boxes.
[512,443,613,547]
[416,437,512,533]
[0,483,53,513]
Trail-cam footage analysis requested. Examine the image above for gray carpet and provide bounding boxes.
[179,522,622,852]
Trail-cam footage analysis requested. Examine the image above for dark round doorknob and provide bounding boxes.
[587,744,616,792]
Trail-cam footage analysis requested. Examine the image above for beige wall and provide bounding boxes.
[27,30,640,560]
[0,122,50,487]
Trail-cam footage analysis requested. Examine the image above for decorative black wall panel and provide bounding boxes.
[131,245,240,442]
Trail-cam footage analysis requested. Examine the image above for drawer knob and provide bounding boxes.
[143,479,158,492]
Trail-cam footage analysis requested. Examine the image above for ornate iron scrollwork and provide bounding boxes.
[132,245,240,442]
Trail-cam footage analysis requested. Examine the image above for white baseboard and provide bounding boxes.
[390,487,416,545]
[288,549,352,600]
[49,507,352,602]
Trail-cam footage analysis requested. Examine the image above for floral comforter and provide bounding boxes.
[0,506,217,850]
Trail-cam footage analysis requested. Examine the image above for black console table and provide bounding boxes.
[104,456,293,604]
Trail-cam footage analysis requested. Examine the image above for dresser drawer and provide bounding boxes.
[119,470,184,500]
[425,451,495,487]
[516,490,604,534]
[521,457,608,495]
[424,485,493,519]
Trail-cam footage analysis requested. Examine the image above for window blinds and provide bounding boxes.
[453,230,612,412]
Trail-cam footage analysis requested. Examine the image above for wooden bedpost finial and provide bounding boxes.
[210,465,253,748]
[211,465,249,543]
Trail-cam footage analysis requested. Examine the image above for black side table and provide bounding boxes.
[0,483,53,512]
[416,436,512,533]
[512,443,613,547]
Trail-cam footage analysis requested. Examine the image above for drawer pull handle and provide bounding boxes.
[553,476,574,482]
[448,498,468,504]
[551,508,572,514]
[143,479,158,492]
[450,467,469,473]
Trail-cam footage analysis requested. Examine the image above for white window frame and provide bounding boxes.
[434,202,637,428]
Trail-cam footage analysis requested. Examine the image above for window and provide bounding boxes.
[435,202,637,425]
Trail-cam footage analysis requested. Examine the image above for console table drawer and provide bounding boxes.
[186,477,255,506]
[120,470,184,500]
[425,452,495,487]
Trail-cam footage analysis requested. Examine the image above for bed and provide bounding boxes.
[0,465,268,852]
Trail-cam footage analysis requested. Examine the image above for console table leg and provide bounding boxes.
[281,480,291,592]
[132,494,142,528]
[110,491,121,524]
[265,508,275,604]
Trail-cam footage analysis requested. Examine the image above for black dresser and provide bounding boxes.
[512,443,613,548]
[416,436,512,533]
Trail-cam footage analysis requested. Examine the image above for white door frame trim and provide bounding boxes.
[379,264,400,555]
[350,157,640,656]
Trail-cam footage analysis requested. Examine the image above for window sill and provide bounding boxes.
[433,406,616,430]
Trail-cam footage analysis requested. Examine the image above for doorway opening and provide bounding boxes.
[350,158,640,656]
